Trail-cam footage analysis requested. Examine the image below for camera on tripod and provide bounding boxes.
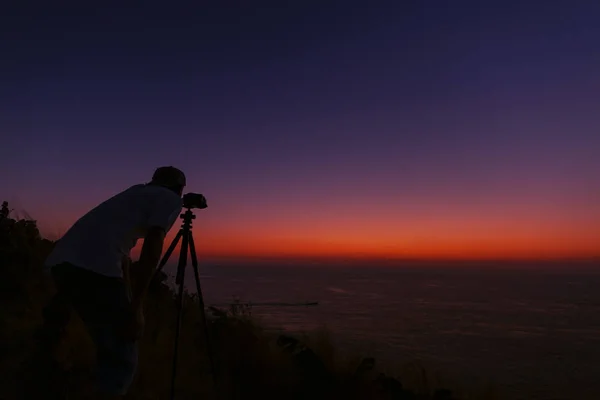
[156,191,213,400]
[182,192,207,209]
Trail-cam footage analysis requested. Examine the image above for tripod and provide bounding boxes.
[156,207,216,400]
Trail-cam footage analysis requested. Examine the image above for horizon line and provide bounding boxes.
[193,254,600,265]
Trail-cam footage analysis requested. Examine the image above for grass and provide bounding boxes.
[0,204,499,400]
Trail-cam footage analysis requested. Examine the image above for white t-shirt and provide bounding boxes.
[44,184,183,278]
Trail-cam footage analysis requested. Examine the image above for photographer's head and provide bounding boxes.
[150,166,186,196]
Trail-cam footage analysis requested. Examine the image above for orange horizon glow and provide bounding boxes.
[126,221,600,263]
[39,182,600,264]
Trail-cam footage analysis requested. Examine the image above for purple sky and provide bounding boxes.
[2,1,599,260]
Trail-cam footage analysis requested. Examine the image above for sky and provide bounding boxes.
[2,0,599,262]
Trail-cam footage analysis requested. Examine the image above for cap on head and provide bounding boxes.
[151,166,186,188]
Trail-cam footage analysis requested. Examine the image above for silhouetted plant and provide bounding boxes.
[0,201,9,219]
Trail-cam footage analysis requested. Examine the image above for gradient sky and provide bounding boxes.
[2,1,599,261]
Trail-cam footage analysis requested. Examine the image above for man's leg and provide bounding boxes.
[37,289,71,356]
[70,268,139,399]
[86,321,138,398]
[24,272,73,399]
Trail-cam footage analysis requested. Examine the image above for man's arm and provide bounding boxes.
[122,255,132,299]
[130,227,166,312]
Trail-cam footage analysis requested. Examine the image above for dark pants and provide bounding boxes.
[39,262,138,396]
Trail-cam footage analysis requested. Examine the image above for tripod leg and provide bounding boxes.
[170,227,190,400]
[157,229,183,274]
[189,233,218,384]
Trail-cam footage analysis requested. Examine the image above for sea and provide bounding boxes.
[168,260,600,400]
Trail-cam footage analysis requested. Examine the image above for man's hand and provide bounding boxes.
[130,226,166,311]
[120,226,166,342]
[122,306,145,341]
[122,256,133,299]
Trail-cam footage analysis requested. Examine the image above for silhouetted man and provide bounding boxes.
[38,166,186,400]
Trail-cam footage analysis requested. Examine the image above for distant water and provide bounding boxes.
[166,262,600,400]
